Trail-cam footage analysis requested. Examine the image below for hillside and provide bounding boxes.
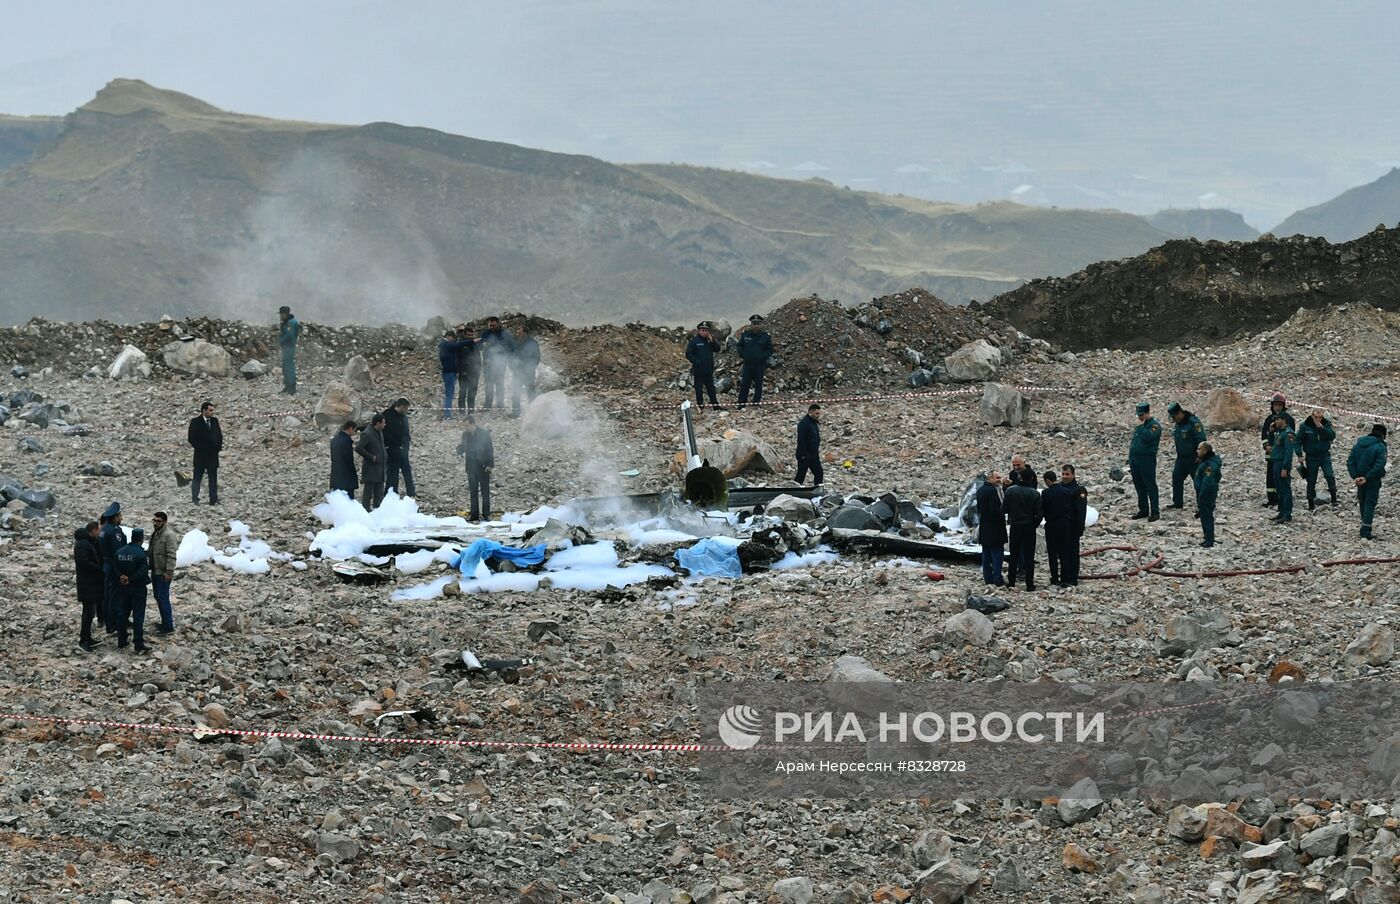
[0,79,1178,326]
[982,226,1400,350]
[1148,207,1259,242]
[1274,167,1400,241]
[0,114,65,171]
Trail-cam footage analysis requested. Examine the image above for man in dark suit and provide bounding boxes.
[187,401,223,505]
[975,470,1007,586]
[330,421,359,495]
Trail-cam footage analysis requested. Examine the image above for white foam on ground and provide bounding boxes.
[311,491,471,559]
[771,548,840,570]
[177,522,288,574]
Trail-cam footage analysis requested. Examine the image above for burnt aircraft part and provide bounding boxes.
[826,527,980,561]
[683,464,728,510]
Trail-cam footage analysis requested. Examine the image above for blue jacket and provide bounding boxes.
[737,329,773,367]
[480,327,514,363]
[278,317,301,349]
[330,430,358,492]
[1297,417,1336,457]
[99,522,125,566]
[114,540,150,587]
[1261,407,1295,451]
[796,414,820,461]
[1041,480,1088,534]
[1269,426,1299,463]
[1171,414,1207,459]
[1194,454,1222,495]
[1130,418,1162,458]
[438,338,474,373]
[1347,435,1388,483]
[686,334,720,374]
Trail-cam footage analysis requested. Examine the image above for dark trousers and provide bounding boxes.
[1171,457,1198,508]
[1129,456,1159,516]
[1264,455,1277,505]
[1359,481,1381,538]
[386,447,416,497]
[103,563,121,633]
[117,585,146,649]
[467,466,491,520]
[795,456,824,486]
[281,347,297,394]
[483,361,507,409]
[1045,523,1080,585]
[361,482,385,511]
[1199,486,1218,545]
[737,363,766,407]
[1304,454,1336,503]
[1007,524,1036,589]
[1272,460,1293,518]
[80,595,97,646]
[980,544,1005,585]
[193,460,219,504]
[152,575,174,630]
[441,372,458,418]
[693,370,718,406]
[457,369,479,411]
[511,368,538,414]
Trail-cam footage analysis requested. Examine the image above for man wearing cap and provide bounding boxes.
[147,511,178,636]
[685,322,722,408]
[1347,424,1388,540]
[277,306,302,395]
[99,503,125,635]
[187,401,223,505]
[1298,408,1338,508]
[1129,402,1162,521]
[1268,414,1299,523]
[736,314,774,409]
[114,526,151,653]
[330,420,359,496]
[1260,393,1295,507]
[1194,442,1223,547]
[1167,401,1207,512]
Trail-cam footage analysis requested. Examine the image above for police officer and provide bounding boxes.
[736,314,774,409]
[1194,441,1222,547]
[1268,414,1299,523]
[99,502,125,635]
[1260,392,1295,507]
[685,322,721,408]
[1298,408,1338,509]
[114,526,151,654]
[1129,402,1162,521]
[1041,464,1088,586]
[1166,401,1207,512]
[1347,424,1388,540]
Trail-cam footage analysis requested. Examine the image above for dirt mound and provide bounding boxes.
[982,226,1400,351]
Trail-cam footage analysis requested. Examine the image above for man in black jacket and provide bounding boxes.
[736,315,774,409]
[455,417,495,521]
[99,502,125,636]
[1041,464,1089,587]
[1004,471,1043,591]
[685,322,721,408]
[330,421,359,495]
[511,326,541,416]
[455,326,481,413]
[114,527,151,654]
[187,401,223,505]
[381,398,416,498]
[794,404,823,486]
[74,521,104,651]
[975,471,1007,586]
[479,317,514,410]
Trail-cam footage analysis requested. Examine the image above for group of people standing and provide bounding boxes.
[1128,394,1388,544]
[437,317,541,418]
[73,503,177,653]
[329,398,420,509]
[685,315,775,409]
[975,457,1090,591]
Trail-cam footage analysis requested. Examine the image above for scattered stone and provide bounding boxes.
[239,359,268,379]
[1298,822,1347,859]
[313,380,369,428]
[342,355,374,391]
[314,833,360,863]
[770,876,813,904]
[1202,387,1255,431]
[1061,842,1098,873]
[1170,766,1220,803]
[964,594,1009,616]
[1158,610,1235,656]
[519,878,562,904]
[978,381,1029,427]
[911,829,952,868]
[17,437,44,454]
[913,859,981,903]
[943,609,994,646]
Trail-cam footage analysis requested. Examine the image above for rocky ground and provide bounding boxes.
[1,303,1398,903]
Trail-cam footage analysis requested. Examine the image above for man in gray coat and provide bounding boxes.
[356,414,388,510]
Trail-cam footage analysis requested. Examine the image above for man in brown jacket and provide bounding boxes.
[148,511,178,635]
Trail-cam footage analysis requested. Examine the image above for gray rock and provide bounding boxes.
[1368,734,1400,783]
[17,437,44,454]
[1272,690,1320,731]
[827,505,884,531]
[827,655,896,714]
[770,876,812,904]
[17,488,55,510]
[1056,777,1104,825]
[913,859,981,904]
[978,382,1029,427]
[993,857,1028,892]
[764,494,819,523]
[17,403,52,428]
[944,339,1001,382]
[342,355,374,391]
[10,365,27,378]
[1239,839,1288,867]
[240,359,269,379]
[943,609,994,646]
[314,832,360,862]
[163,338,231,377]
[1109,466,1125,482]
[108,345,152,380]
[912,829,952,868]
[313,381,369,428]
[1158,609,1235,656]
[965,594,1010,616]
[1344,623,1395,666]
[1299,822,1347,858]
[1170,766,1220,803]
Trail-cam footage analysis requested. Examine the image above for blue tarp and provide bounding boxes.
[452,539,548,574]
[674,537,743,578]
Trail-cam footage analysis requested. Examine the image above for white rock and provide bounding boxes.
[108,345,151,380]
[944,339,1001,382]
[162,338,231,377]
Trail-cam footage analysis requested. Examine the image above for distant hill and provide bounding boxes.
[0,115,65,172]
[1274,168,1400,242]
[1148,208,1259,242]
[0,79,1177,326]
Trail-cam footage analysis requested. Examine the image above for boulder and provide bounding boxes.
[108,345,152,380]
[827,655,895,714]
[1203,387,1255,431]
[764,494,819,523]
[313,381,368,428]
[710,319,732,341]
[827,505,883,531]
[17,437,44,454]
[162,339,231,377]
[17,403,54,428]
[702,431,779,478]
[535,363,565,393]
[342,355,374,391]
[1056,777,1104,825]
[978,382,1029,427]
[913,859,981,904]
[770,877,813,904]
[1158,609,1236,656]
[16,488,55,510]
[1344,623,1394,666]
[943,609,994,646]
[944,339,1001,382]
[519,391,575,442]
[240,360,269,380]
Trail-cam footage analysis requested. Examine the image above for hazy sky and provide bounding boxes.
[4,0,1398,226]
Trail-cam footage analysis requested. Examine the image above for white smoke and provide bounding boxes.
[203,148,454,326]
